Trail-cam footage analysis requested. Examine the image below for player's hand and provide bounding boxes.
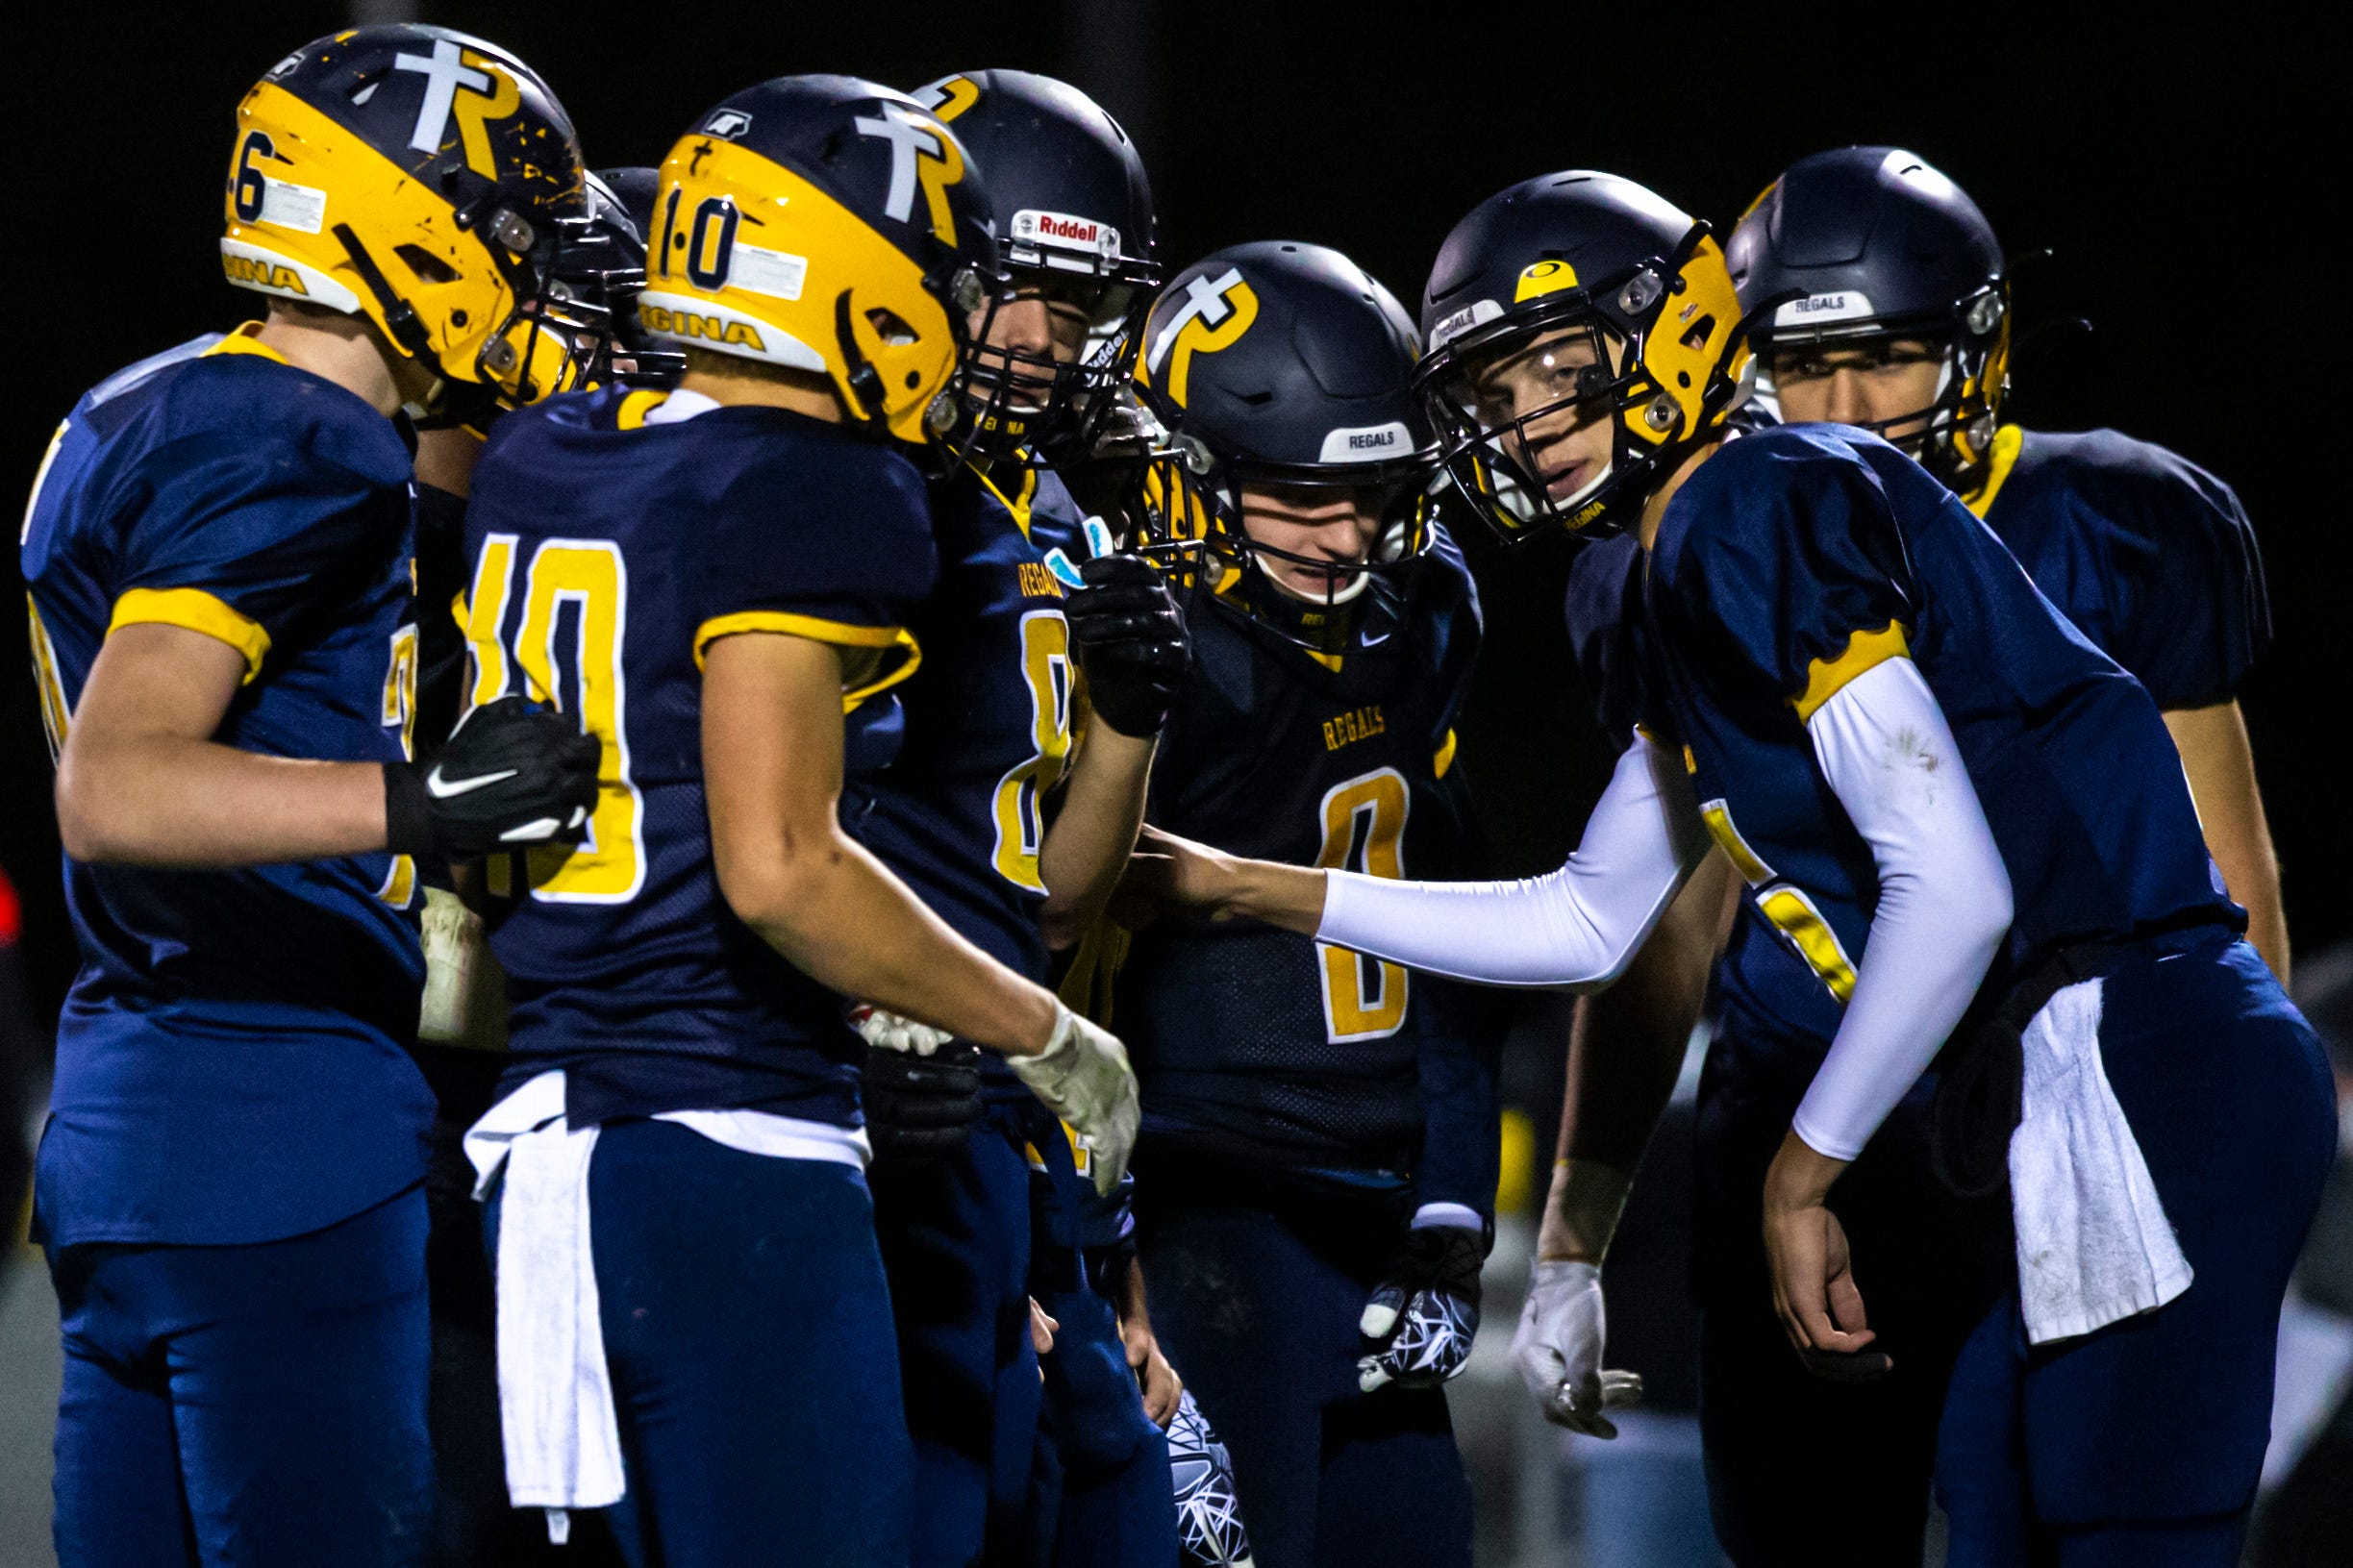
[862,1039,983,1161]
[387,694,600,857]
[1066,554,1189,739]
[1008,1002,1139,1197]
[1514,1259,1643,1435]
[1357,1225,1485,1393]
[849,1003,956,1057]
[1115,825,1244,925]
[1030,1297,1059,1356]
[1762,1131,1890,1381]
[1114,1255,1185,1428]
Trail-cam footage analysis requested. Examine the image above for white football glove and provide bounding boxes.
[1008,1002,1139,1197]
[847,1004,955,1057]
[1514,1259,1643,1436]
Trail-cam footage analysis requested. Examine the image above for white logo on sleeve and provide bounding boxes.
[1317,422,1413,462]
[392,37,493,155]
[852,106,943,226]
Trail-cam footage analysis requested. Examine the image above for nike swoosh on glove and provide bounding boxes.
[1008,1003,1138,1197]
[386,694,601,858]
[1514,1259,1642,1436]
[1065,553,1190,739]
[1358,1225,1485,1393]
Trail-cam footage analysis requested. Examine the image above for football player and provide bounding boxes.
[1131,169,2335,1567]
[1115,241,1499,1568]
[18,25,599,1563]
[408,167,661,1568]
[1521,148,2293,1563]
[454,77,1138,1564]
[839,69,1185,1566]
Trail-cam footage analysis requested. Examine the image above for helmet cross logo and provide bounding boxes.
[393,37,519,180]
[852,105,964,246]
[1146,267,1259,408]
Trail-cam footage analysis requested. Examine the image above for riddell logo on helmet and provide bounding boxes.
[1013,209,1119,258]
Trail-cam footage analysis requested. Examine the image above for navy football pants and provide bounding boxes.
[1136,1156,1472,1568]
[869,1112,1041,1566]
[1032,1275,1178,1568]
[1690,1004,2011,1565]
[490,1118,912,1568]
[1936,936,2336,1566]
[48,1183,433,1568]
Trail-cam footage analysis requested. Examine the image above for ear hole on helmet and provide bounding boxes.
[865,307,916,346]
[1681,316,1716,352]
[396,245,460,285]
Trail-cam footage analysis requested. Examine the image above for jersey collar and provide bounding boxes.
[1962,425,2026,519]
[200,321,292,366]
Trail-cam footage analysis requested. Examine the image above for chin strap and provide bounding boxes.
[333,223,439,368]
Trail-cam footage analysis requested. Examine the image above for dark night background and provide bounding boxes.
[5,2,2342,1023]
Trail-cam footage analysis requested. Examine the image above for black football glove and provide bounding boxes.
[863,1040,985,1161]
[1066,554,1189,739]
[386,694,601,858]
[1357,1224,1486,1393]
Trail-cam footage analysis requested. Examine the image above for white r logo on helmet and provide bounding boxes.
[393,38,492,154]
[853,106,945,226]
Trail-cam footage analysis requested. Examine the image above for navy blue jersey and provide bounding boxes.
[845,465,1080,984]
[20,327,431,1247]
[1118,528,1497,1193]
[1640,425,2239,1036]
[461,386,936,1129]
[1624,427,2272,1061]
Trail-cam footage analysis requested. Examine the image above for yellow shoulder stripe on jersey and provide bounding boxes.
[840,632,923,714]
[200,321,291,366]
[1433,728,1458,779]
[109,588,270,683]
[614,388,669,431]
[1792,620,1910,725]
[1962,424,2025,520]
[692,612,922,712]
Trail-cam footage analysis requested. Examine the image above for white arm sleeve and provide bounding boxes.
[1315,732,1711,989]
[1789,657,2015,1161]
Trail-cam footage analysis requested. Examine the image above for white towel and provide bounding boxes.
[2009,977,2194,1345]
[463,1071,623,1543]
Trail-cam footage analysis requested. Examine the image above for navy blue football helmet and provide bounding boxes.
[1131,240,1437,652]
[1416,172,1753,545]
[911,69,1159,465]
[1728,147,2008,485]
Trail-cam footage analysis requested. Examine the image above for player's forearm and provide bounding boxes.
[721,827,1061,1057]
[2164,701,2290,983]
[56,733,387,867]
[1543,851,1732,1259]
[1039,724,1156,952]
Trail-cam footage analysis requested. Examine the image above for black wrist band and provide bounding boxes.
[384,762,434,857]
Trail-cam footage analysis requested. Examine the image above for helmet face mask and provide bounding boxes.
[1129,443,1434,657]
[1751,286,2009,481]
[963,268,1154,464]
